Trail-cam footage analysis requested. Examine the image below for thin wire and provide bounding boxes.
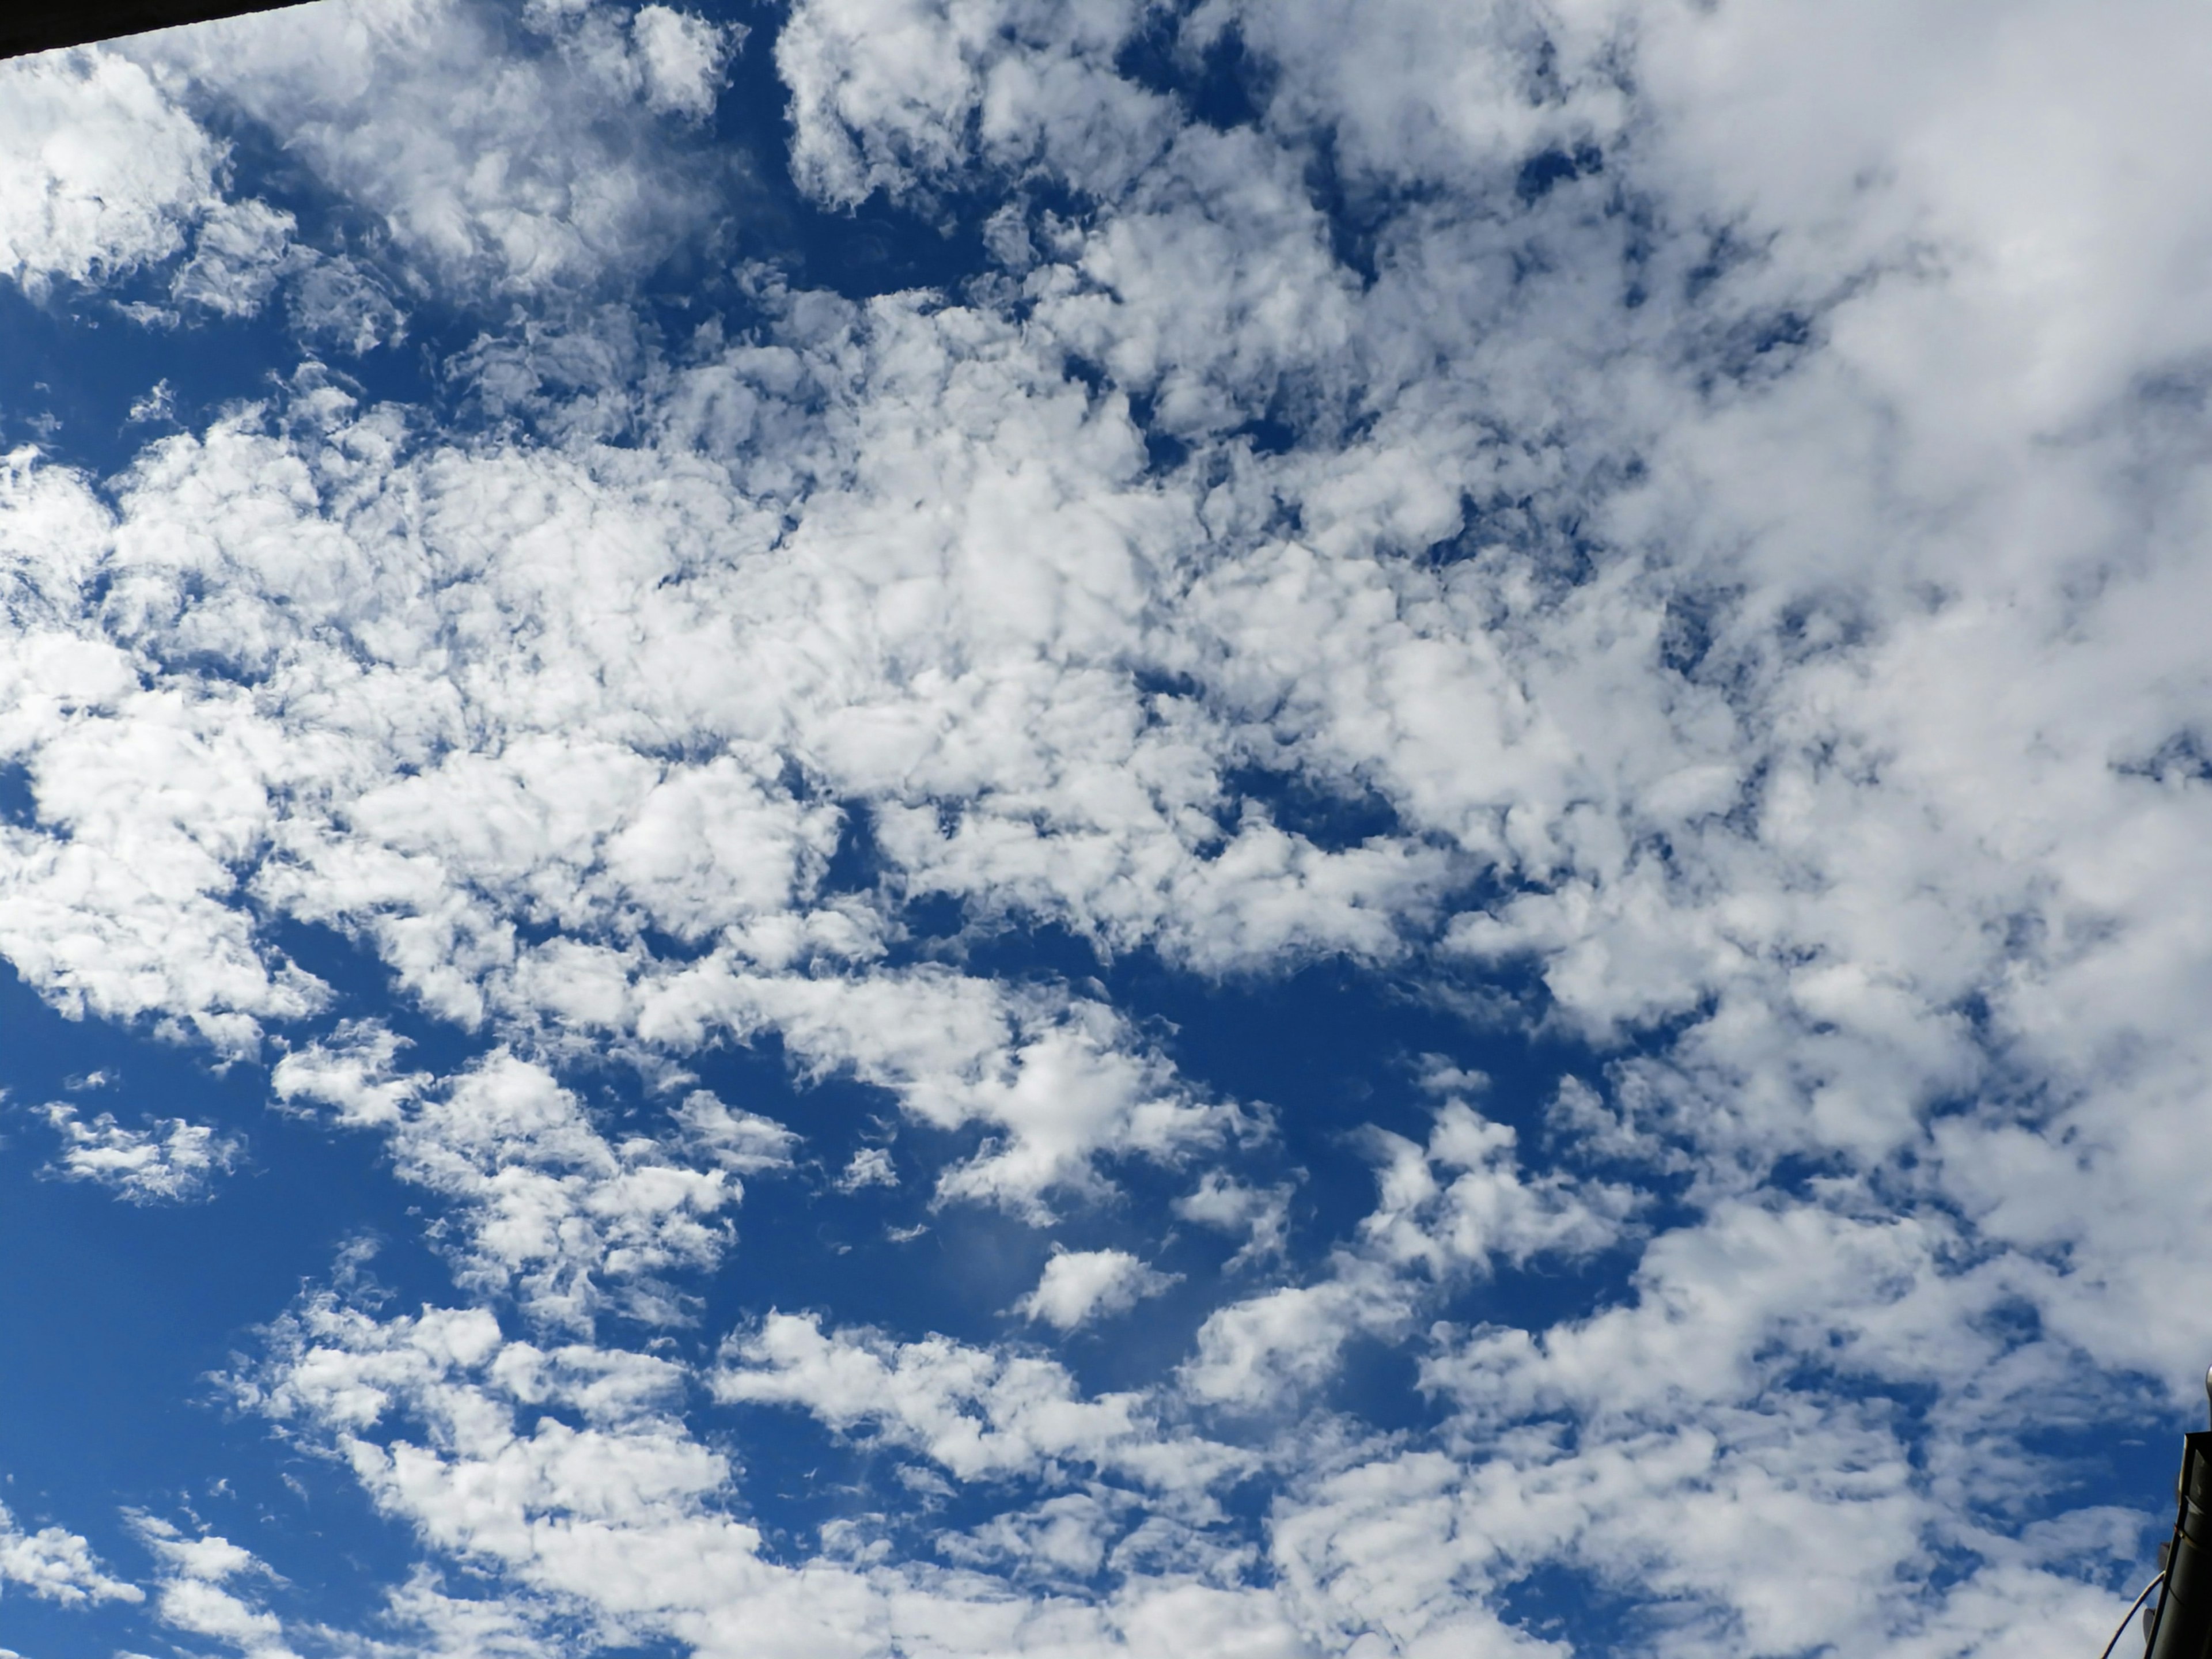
[2097,1575,2165,1659]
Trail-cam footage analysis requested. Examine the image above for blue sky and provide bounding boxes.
[2,2,2210,1656]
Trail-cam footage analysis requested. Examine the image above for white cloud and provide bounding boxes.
[237,1289,1306,1657]
[0,48,222,294]
[1016,1249,1179,1331]
[0,1501,141,1607]
[1173,1172,1292,1270]
[1357,1101,1633,1280]
[672,1088,800,1175]
[836,1144,898,1191]
[715,1309,1251,1494]
[383,1051,738,1328]
[272,1020,424,1128]
[631,5,738,120]
[1183,1103,1630,1410]
[285,252,408,355]
[124,382,177,426]
[130,0,748,297]
[0,449,329,1054]
[635,965,1248,1214]
[134,1517,300,1659]
[942,1489,1127,1580]
[282,1035,746,1327]
[8,0,2212,1654]
[1180,1268,1404,1413]
[169,196,298,319]
[37,1101,241,1203]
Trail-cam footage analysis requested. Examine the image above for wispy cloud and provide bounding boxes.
[37,1103,240,1204]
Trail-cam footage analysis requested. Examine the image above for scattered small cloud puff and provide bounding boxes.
[837,1145,898,1191]
[1015,1248,1181,1332]
[36,1103,240,1205]
[631,3,741,118]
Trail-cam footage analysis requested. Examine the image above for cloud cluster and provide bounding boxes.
[232,1288,1311,1658]
[0,50,223,293]
[131,0,745,298]
[277,1035,771,1326]
[37,1100,241,1202]
[0,1502,140,1608]
[133,1518,298,1659]
[6,0,2212,1654]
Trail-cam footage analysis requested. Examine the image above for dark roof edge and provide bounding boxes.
[1,0,320,61]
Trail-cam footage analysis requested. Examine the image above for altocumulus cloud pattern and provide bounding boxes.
[1,1,2210,1656]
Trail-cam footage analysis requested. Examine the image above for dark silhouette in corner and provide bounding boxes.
[2112,1367,2212,1659]
[2,1,318,61]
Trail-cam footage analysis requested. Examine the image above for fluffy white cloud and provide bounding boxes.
[775,0,1170,209]
[0,49,222,293]
[235,1289,1310,1657]
[9,0,2212,1654]
[716,1310,1249,1494]
[271,1019,423,1128]
[169,197,298,319]
[837,1145,899,1192]
[1181,1102,1629,1411]
[631,3,738,119]
[130,0,748,297]
[1173,1173,1292,1271]
[36,1101,241,1203]
[0,1501,141,1607]
[133,1518,298,1659]
[281,1042,740,1327]
[1014,1248,1179,1331]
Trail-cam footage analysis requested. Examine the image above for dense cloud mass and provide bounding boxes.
[3,0,2212,1655]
